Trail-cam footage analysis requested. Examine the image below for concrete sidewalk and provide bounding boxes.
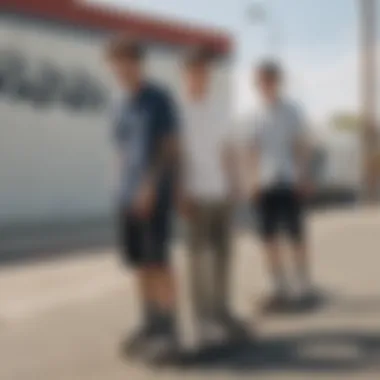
[0,207,380,380]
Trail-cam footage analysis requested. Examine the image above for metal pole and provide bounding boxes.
[246,1,281,60]
[359,0,378,201]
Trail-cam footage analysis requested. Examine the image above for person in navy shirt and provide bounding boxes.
[105,35,180,362]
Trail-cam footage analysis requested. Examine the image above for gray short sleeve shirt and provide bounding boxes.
[250,99,307,188]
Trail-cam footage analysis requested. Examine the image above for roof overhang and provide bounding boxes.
[0,0,232,55]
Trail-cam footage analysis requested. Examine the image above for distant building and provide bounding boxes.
[311,128,362,205]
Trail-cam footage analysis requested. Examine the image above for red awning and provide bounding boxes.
[1,0,232,54]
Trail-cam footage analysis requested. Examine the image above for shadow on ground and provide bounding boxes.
[177,331,380,374]
[174,291,380,374]
[258,291,380,317]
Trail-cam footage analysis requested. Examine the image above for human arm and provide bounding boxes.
[246,115,261,202]
[294,107,314,197]
[134,91,180,218]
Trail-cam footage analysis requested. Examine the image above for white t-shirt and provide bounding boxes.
[180,97,232,200]
[249,98,307,189]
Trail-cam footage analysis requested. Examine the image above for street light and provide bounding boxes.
[245,1,281,61]
[246,2,267,23]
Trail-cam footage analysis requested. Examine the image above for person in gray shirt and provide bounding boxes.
[249,61,315,311]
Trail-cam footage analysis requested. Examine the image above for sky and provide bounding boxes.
[88,0,379,125]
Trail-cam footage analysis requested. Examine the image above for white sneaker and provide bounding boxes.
[198,318,228,347]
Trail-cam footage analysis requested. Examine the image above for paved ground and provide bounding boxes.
[1,207,380,380]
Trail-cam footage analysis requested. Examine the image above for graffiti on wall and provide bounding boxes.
[0,50,109,112]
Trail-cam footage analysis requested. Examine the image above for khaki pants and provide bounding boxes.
[187,201,232,320]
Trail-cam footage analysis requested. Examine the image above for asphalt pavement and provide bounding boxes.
[1,207,380,380]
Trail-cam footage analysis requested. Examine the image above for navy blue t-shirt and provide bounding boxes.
[113,82,178,208]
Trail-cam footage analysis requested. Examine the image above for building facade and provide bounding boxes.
[0,0,232,256]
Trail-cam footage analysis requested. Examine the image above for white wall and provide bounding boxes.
[0,18,231,227]
[0,20,115,225]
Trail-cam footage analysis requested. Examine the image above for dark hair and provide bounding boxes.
[257,60,283,82]
[183,46,215,68]
[105,35,145,61]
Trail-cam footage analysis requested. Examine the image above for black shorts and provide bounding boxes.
[254,186,305,242]
[118,199,172,268]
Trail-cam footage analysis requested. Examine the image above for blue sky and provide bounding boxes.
[89,0,379,124]
[90,0,362,60]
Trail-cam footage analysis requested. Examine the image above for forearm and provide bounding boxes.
[248,148,260,194]
[146,136,181,188]
[222,142,240,192]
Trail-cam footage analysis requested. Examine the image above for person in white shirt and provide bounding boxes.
[179,48,246,345]
[249,61,314,311]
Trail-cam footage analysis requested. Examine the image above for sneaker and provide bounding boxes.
[198,318,229,347]
[261,292,291,314]
[120,324,156,358]
[217,311,250,342]
[143,325,180,366]
[296,287,321,311]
